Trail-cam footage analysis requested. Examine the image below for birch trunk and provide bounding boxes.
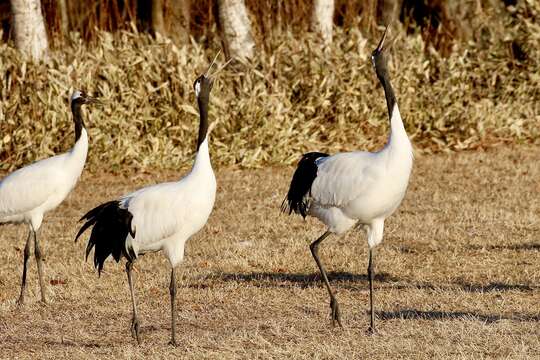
[167,0,190,44]
[58,0,68,37]
[10,0,49,60]
[217,0,254,61]
[152,0,166,36]
[311,0,334,45]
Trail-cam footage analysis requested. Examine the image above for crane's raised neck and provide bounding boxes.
[70,101,86,143]
[196,89,210,151]
[375,58,397,122]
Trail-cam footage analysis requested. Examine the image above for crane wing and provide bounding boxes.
[120,182,188,246]
[0,156,64,218]
[310,152,380,208]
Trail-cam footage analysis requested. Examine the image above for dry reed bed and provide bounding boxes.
[0,2,538,171]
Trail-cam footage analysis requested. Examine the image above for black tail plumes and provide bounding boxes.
[281,152,329,218]
[75,201,136,275]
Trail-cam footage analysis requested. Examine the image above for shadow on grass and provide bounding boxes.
[454,281,536,292]
[468,242,540,251]
[199,272,537,293]
[376,309,540,323]
[193,271,400,289]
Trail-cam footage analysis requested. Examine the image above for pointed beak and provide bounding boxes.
[86,96,104,106]
[375,26,389,53]
[204,49,232,81]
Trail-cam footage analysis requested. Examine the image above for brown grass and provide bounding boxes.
[0,145,539,359]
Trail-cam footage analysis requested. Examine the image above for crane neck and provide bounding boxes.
[71,102,86,143]
[196,94,210,151]
[377,69,397,123]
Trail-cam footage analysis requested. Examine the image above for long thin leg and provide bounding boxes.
[126,261,141,344]
[169,268,177,346]
[367,247,376,334]
[33,229,47,303]
[310,231,342,327]
[17,230,33,305]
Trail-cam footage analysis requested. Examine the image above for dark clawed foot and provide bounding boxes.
[168,339,178,347]
[329,297,343,328]
[16,296,25,306]
[366,326,378,335]
[130,316,141,344]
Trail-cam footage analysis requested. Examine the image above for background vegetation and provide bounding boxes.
[0,0,538,171]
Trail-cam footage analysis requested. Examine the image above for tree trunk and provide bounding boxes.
[311,0,334,45]
[58,0,68,37]
[10,0,49,60]
[166,0,190,45]
[152,0,166,36]
[217,0,254,61]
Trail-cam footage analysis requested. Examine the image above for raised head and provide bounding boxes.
[371,26,389,76]
[193,50,232,101]
[194,51,231,150]
[371,27,398,120]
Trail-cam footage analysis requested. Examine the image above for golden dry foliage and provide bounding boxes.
[0,2,538,172]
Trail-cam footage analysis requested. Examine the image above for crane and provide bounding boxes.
[75,55,227,345]
[0,90,100,304]
[282,28,413,333]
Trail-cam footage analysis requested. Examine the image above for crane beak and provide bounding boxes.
[85,96,104,106]
[205,50,221,78]
[204,49,232,81]
[375,26,389,53]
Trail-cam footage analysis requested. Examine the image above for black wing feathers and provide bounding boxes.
[75,200,135,275]
[281,152,329,218]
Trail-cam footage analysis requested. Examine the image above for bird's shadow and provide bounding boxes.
[468,242,540,251]
[376,309,540,323]
[201,271,537,293]
[195,271,400,289]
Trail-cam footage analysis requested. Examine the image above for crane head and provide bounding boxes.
[71,90,102,106]
[193,74,214,100]
[193,50,232,99]
[371,26,389,71]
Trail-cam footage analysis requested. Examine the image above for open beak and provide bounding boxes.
[204,49,232,81]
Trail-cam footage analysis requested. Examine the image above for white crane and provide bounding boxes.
[0,90,100,304]
[75,56,227,346]
[282,28,413,333]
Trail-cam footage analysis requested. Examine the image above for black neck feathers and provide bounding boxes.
[377,68,396,121]
[372,28,396,121]
[71,101,85,143]
[196,92,210,151]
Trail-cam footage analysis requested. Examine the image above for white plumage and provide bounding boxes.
[0,90,98,304]
[282,28,412,332]
[309,106,412,242]
[76,68,219,346]
[121,138,215,267]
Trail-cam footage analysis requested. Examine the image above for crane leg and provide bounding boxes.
[367,247,376,334]
[33,230,47,303]
[126,261,141,344]
[169,268,177,346]
[310,231,342,327]
[17,230,33,305]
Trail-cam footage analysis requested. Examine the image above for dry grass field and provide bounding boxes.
[0,145,538,359]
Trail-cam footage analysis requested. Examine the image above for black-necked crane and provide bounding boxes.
[0,90,100,304]
[282,28,413,333]
[75,56,227,346]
